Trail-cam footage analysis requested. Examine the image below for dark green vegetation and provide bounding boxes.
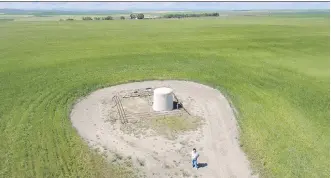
[137,13,144,19]
[103,16,113,20]
[83,16,114,21]
[129,13,145,19]
[130,13,136,19]
[82,16,93,21]
[163,12,219,18]
[0,15,329,177]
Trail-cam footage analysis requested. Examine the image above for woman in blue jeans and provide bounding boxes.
[191,148,199,169]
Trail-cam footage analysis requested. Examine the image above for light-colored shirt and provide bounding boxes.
[191,151,199,160]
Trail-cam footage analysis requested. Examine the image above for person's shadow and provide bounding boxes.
[197,163,208,168]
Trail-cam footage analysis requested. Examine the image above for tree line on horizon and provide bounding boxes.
[163,12,220,18]
[79,14,145,21]
[82,16,116,20]
[62,12,220,21]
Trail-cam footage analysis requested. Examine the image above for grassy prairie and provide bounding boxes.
[0,16,329,177]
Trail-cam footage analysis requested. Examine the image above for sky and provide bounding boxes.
[0,2,329,11]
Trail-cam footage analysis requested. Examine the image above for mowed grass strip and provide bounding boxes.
[0,16,329,177]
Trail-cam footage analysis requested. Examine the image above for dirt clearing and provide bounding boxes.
[70,80,258,178]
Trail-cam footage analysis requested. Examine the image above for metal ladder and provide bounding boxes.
[112,95,128,124]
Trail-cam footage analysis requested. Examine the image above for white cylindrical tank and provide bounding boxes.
[153,87,173,111]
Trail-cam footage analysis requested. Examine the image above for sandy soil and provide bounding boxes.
[70,80,258,178]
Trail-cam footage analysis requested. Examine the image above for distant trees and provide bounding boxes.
[82,16,93,20]
[77,14,151,21]
[81,16,113,21]
[129,13,144,19]
[103,16,113,20]
[163,12,219,19]
[130,14,136,19]
[79,16,114,21]
[137,13,144,19]
[59,12,220,22]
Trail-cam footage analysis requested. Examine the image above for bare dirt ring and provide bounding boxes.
[70,80,258,178]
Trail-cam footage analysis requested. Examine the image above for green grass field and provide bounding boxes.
[0,15,329,178]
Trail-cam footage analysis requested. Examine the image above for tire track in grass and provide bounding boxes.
[59,86,116,177]
[0,98,27,176]
[1,77,60,132]
[46,87,91,176]
[52,93,71,176]
[28,91,63,177]
[25,86,74,177]
[38,88,71,177]
[22,88,64,177]
[12,90,56,177]
[33,87,69,177]
[33,81,90,176]
[55,85,90,176]
[3,84,63,177]
[56,93,75,176]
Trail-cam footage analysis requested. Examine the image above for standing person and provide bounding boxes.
[191,148,199,169]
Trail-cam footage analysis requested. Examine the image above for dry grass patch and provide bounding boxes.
[149,116,202,139]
